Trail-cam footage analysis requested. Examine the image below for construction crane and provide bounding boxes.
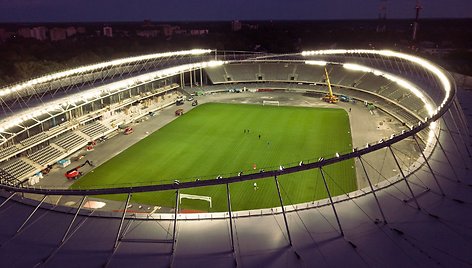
[322,67,338,104]
[412,0,422,41]
[65,160,94,180]
[376,0,387,33]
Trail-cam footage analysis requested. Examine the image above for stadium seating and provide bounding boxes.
[354,73,390,91]
[0,158,36,181]
[28,145,64,166]
[20,132,48,147]
[292,64,325,82]
[0,145,20,160]
[260,63,296,81]
[204,65,227,83]
[329,66,364,86]
[80,122,110,139]
[0,168,19,185]
[54,132,88,151]
[224,64,259,81]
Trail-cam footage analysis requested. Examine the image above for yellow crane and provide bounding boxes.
[322,67,339,104]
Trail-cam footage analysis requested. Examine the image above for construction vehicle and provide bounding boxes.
[124,127,134,135]
[176,96,185,106]
[339,95,350,102]
[65,160,94,180]
[322,67,339,104]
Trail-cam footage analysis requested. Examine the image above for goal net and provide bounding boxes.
[179,193,212,208]
[262,100,280,106]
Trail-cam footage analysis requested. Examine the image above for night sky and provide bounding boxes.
[0,0,470,22]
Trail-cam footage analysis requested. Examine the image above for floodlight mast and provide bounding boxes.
[322,67,339,104]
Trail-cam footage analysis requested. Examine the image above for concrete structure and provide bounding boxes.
[0,49,470,268]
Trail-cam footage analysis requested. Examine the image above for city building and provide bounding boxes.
[18,27,32,38]
[231,20,242,31]
[31,26,48,41]
[190,29,209,36]
[103,26,113,37]
[49,27,67,42]
[66,26,77,37]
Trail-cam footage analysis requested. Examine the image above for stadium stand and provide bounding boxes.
[288,64,325,83]
[224,63,259,81]
[54,132,88,151]
[20,132,48,147]
[0,169,19,185]
[0,145,20,160]
[260,63,296,81]
[28,145,64,166]
[79,122,110,139]
[205,64,228,83]
[354,73,391,90]
[0,158,36,181]
[383,87,406,101]
[331,69,365,86]
[398,95,425,111]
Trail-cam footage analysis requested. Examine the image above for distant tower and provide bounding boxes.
[376,1,387,33]
[412,1,422,41]
[231,20,242,32]
[103,26,113,38]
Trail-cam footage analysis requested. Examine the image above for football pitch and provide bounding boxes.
[71,103,357,212]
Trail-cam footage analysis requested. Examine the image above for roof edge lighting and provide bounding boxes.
[304,60,327,66]
[0,49,213,98]
[0,60,224,133]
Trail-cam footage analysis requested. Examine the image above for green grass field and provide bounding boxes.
[71,103,357,212]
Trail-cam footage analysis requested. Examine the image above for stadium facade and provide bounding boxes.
[0,49,471,267]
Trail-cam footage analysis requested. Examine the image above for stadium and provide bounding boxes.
[0,49,471,267]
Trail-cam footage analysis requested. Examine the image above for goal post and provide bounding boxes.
[179,193,212,208]
[262,100,280,106]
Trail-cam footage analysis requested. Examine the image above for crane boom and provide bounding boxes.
[322,67,338,104]
[324,67,334,97]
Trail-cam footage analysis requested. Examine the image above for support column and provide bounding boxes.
[274,176,293,246]
[172,190,180,254]
[319,168,344,236]
[189,70,193,88]
[226,184,235,252]
[61,196,87,243]
[358,157,388,223]
[0,192,16,209]
[388,146,421,210]
[412,135,445,196]
[447,110,471,158]
[434,131,460,181]
[113,193,131,249]
[442,118,469,169]
[17,195,47,233]
[200,68,203,87]
[452,99,470,138]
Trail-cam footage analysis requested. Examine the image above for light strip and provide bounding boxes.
[304,60,327,66]
[0,49,212,98]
